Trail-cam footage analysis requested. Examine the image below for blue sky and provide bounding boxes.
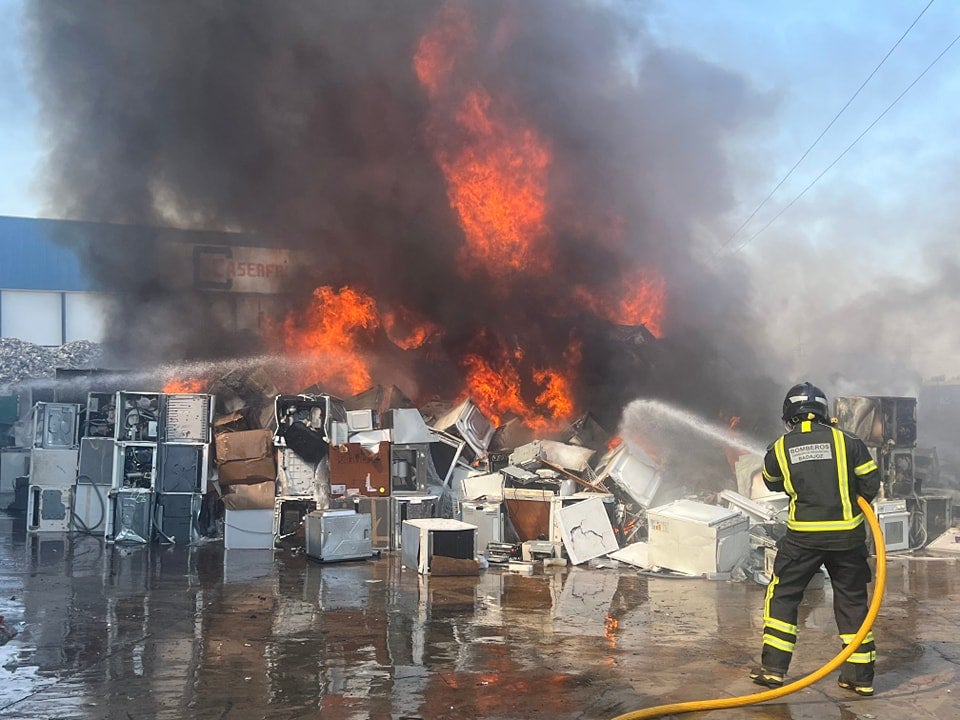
[645,1,959,259]
[0,0,39,218]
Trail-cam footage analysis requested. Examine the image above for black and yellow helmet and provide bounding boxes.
[782,382,829,425]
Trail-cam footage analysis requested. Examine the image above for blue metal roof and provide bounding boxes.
[0,216,91,291]
[0,215,275,292]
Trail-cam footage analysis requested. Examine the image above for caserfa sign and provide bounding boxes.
[192,245,299,293]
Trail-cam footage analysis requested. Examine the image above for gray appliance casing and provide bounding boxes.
[157,442,207,493]
[224,508,274,550]
[27,485,73,532]
[161,393,214,443]
[155,492,200,544]
[305,509,372,562]
[331,496,393,549]
[73,484,110,534]
[77,437,115,485]
[108,489,155,543]
[277,447,317,497]
[29,448,79,488]
[0,447,30,493]
[32,402,80,449]
[460,501,504,554]
[74,438,114,533]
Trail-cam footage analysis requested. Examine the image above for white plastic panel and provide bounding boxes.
[63,292,110,343]
[1,290,61,345]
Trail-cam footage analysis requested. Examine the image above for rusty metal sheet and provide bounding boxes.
[329,441,391,497]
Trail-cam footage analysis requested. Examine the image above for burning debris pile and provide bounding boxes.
[191,361,768,577]
[0,338,103,386]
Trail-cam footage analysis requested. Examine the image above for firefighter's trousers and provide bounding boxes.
[761,535,876,685]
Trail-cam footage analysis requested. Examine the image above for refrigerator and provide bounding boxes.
[647,499,750,576]
[27,485,73,532]
[0,447,30,494]
[29,448,79,488]
[160,393,213,443]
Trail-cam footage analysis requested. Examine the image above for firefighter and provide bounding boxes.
[750,382,881,696]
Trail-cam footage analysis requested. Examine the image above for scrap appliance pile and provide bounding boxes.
[2,356,793,583]
[203,364,778,581]
[0,338,103,386]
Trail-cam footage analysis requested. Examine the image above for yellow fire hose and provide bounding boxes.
[612,496,885,720]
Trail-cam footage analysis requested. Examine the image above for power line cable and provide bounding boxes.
[730,28,960,254]
[720,0,937,252]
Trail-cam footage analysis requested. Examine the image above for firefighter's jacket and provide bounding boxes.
[763,419,881,550]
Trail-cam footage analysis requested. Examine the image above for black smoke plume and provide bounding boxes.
[25,0,782,437]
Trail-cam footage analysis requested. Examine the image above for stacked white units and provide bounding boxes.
[73,437,114,534]
[155,394,213,544]
[278,447,318,497]
[27,402,80,533]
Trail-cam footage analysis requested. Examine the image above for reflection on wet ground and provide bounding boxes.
[1,503,959,720]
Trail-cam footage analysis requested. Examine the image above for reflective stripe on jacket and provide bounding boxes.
[762,420,880,533]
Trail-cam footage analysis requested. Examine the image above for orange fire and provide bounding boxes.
[573,269,667,338]
[461,336,579,432]
[382,306,441,350]
[723,414,745,470]
[415,7,553,278]
[412,4,473,100]
[604,613,620,646]
[267,4,670,434]
[163,378,204,393]
[274,285,380,395]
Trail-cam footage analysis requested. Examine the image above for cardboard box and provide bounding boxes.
[215,429,277,486]
[221,479,276,510]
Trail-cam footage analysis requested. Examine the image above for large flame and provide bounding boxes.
[573,269,667,337]
[382,305,441,350]
[461,334,579,432]
[273,285,380,395]
[415,7,553,277]
[412,4,575,428]
[265,4,670,434]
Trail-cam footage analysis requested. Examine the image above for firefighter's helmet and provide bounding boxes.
[782,382,829,425]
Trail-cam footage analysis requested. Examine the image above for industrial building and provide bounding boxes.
[0,215,300,348]
[0,215,109,345]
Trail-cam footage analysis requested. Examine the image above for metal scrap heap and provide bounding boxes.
[0,338,103,386]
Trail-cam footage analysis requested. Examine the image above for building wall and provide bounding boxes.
[0,216,109,344]
[0,215,298,346]
[0,289,112,345]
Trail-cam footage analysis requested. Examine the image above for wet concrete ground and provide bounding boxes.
[1,498,958,720]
